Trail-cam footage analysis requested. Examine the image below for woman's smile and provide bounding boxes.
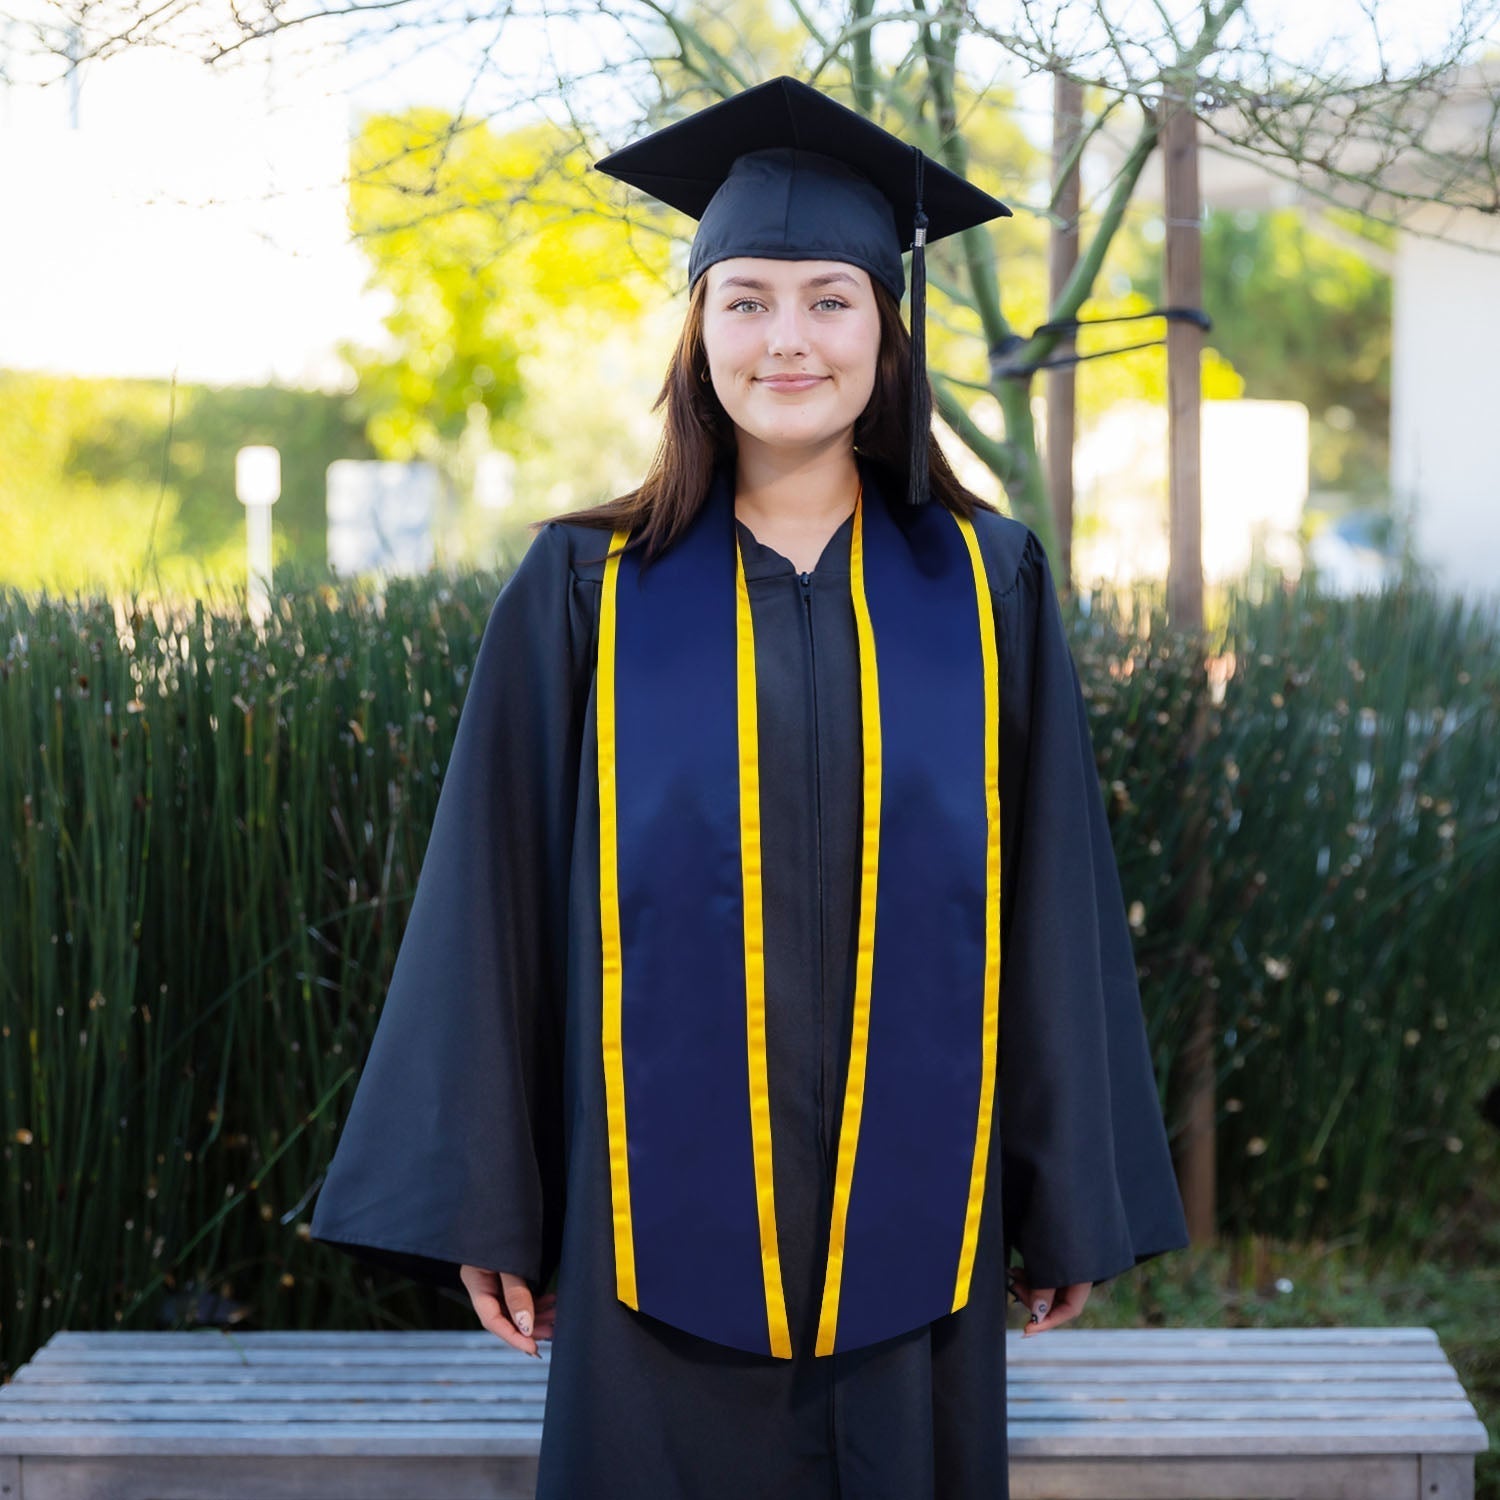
[756,373,829,391]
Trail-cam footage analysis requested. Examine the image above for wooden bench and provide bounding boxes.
[0,1326,1488,1498]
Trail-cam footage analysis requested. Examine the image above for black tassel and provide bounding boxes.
[907,149,931,507]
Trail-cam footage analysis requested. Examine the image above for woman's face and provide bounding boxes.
[701,257,880,460]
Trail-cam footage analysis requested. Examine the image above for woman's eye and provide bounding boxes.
[726,296,847,312]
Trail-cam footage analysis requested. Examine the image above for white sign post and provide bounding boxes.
[236,445,281,626]
[326,460,439,577]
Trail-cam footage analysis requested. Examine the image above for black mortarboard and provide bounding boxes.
[594,75,1013,506]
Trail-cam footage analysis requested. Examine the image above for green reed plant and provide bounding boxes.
[0,567,506,1376]
[1204,580,1499,1242]
[1,561,1496,1380]
[1069,572,1500,1249]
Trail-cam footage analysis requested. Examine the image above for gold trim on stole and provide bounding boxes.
[736,534,794,1357]
[953,514,1003,1309]
[814,488,880,1355]
[599,525,637,1309]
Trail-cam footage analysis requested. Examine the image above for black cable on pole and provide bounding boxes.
[986,305,1214,380]
[1034,305,1213,338]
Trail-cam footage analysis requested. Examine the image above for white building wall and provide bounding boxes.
[1391,210,1500,607]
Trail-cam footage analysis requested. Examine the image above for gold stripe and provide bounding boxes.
[815,484,877,1357]
[736,534,794,1359]
[951,512,1002,1310]
[599,524,637,1309]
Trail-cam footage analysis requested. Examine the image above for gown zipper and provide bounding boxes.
[801,565,843,1495]
[800,569,833,1179]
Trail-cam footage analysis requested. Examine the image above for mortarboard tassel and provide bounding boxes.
[907,148,931,507]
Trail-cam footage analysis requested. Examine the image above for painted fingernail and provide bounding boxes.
[1034,1301,1048,1317]
[516,1312,531,1334]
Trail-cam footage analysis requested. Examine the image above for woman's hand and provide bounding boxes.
[1007,1266,1091,1336]
[459,1265,557,1358]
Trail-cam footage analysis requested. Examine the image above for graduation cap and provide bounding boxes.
[594,75,1013,506]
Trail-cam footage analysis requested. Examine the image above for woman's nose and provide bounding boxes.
[765,309,810,358]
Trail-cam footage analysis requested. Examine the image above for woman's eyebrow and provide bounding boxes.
[719,272,860,291]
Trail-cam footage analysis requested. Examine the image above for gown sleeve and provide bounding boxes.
[308,521,581,1295]
[995,527,1191,1289]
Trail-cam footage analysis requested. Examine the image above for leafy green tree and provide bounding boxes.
[0,372,371,594]
[342,109,674,507]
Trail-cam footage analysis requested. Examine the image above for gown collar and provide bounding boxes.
[726,456,893,582]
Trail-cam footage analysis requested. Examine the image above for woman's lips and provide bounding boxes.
[757,375,827,390]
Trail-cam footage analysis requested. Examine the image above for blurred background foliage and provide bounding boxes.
[0,95,1394,598]
[0,373,374,594]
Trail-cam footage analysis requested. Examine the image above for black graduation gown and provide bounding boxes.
[309,467,1190,1499]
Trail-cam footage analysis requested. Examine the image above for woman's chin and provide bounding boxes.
[737,419,849,453]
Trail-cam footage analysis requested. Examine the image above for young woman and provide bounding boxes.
[311,76,1189,1499]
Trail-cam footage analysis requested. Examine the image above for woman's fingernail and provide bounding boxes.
[1034,1301,1048,1317]
[516,1312,531,1334]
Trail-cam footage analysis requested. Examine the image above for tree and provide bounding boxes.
[19,0,1493,562]
[342,109,673,508]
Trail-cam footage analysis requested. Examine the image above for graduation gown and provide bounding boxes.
[309,460,1190,1499]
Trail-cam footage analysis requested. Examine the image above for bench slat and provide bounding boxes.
[0,1418,1487,1458]
[11,1359,1460,1390]
[21,1346,1459,1370]
[0,1403,549,1424]
[0,1378,1476,1404]
[0,1397,1483,1425]
[3,1383,551,1402]
[28,1329,1448,1349]
[1008,1453,1421,1500]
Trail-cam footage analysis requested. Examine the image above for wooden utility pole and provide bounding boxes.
[1163,84,1205,630]
[1162,78,1215,1248]
[1047,70,1084,590]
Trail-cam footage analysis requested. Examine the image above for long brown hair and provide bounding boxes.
[547,272,997,570]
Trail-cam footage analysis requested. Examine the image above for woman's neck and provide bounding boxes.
[732,442,860,530]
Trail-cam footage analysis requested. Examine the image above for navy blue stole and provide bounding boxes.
[596,471,1001,1357]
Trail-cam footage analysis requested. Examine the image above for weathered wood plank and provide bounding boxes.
[2,1383,550,1403]
[28,1340,1452,1365]
[38,1332,1452,1356]
[0,1422,1482,1458]
[0,1379,1476,1404]
[15,1454,536,1500]
[1008,1345,1455,1364]
[5,1397,1481,1426]
[11,1364,551,1386]
[25,1349,545,1368]
[1009,1453,1419,1499]
[1,1404,549,1424]
[2,1417,1487,1459]
[33,1333,521,1350]
[1003,1421,1490,1456]
[1421,1452,1477,1500]
[1007,1366,1461,1384]
[1,1424,545,1456]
